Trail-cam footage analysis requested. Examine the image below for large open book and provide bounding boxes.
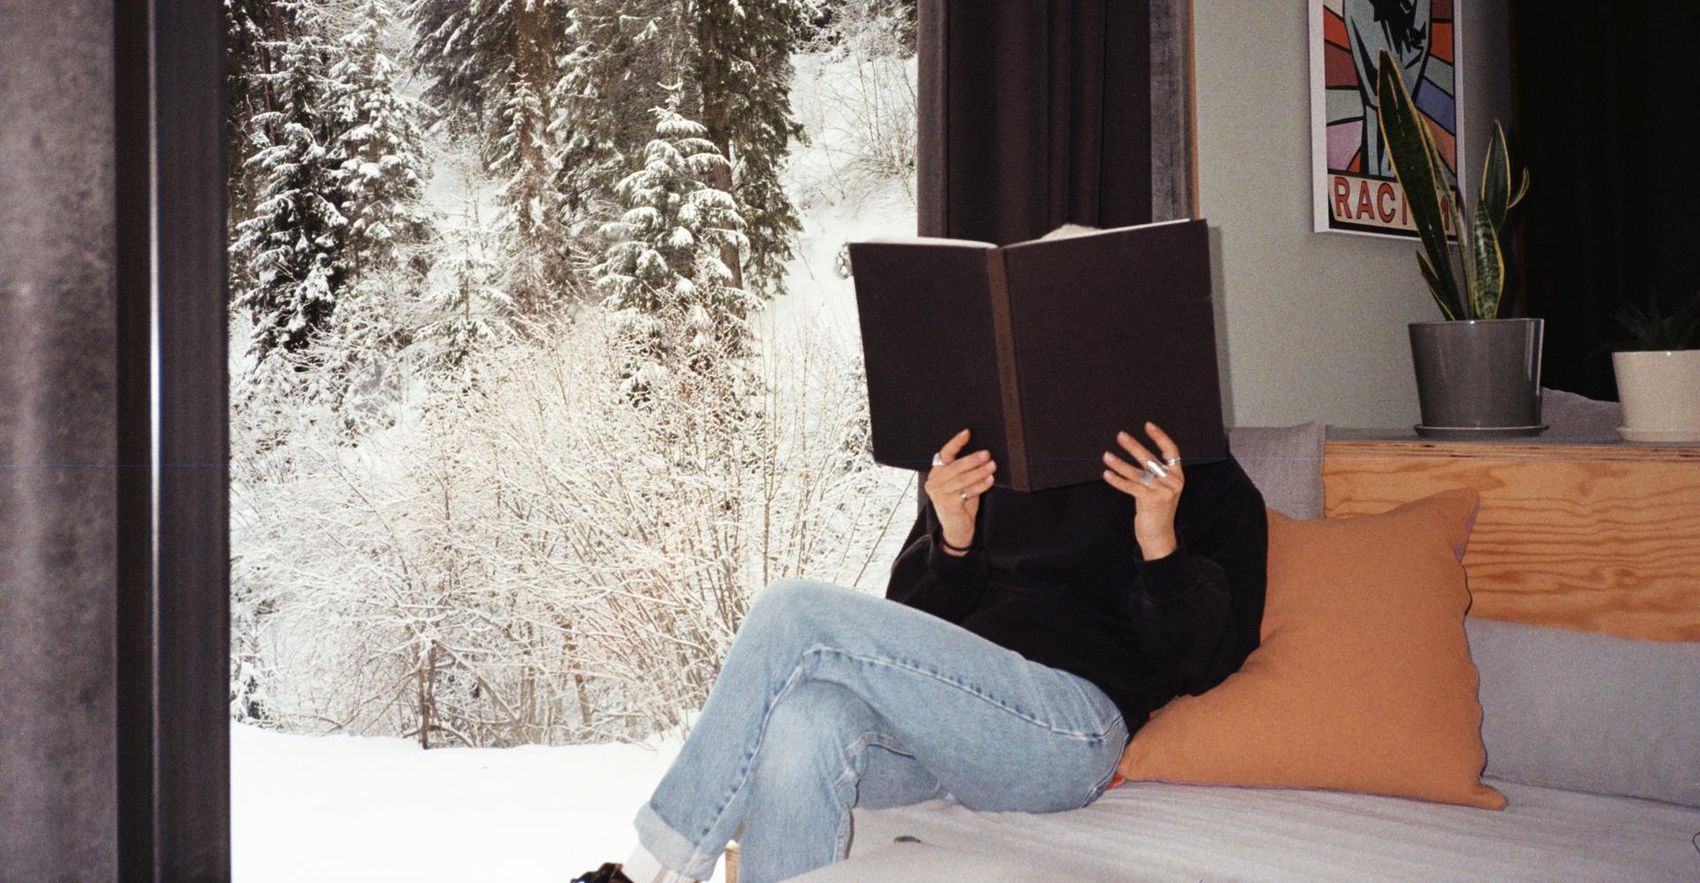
[847,218,1226,492]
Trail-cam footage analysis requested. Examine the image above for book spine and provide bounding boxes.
[985,249,1030,491]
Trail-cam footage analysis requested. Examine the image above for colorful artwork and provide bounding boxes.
[1310,0,1465,237]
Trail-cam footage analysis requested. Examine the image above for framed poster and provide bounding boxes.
[1310,0,1465,238]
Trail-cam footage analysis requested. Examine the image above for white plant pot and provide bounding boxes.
[1612,349,1700,442]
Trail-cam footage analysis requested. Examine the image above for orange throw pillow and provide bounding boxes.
[1116,489,1505,809]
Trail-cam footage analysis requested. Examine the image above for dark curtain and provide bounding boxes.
[1511,1,1700,399]
[917,0,1155,244]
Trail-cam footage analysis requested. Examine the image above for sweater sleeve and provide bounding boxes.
[1126,473,1268,696]
[884,498,991,624]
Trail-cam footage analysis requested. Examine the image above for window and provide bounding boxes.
[225,2,918,877]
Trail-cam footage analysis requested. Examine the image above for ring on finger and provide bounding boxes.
[1143,459,1169,479]
[1165,457,1180,468]
[932,453,945,467]
[958,490,969,500]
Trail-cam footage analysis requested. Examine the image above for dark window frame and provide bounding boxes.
[114,0,230,878]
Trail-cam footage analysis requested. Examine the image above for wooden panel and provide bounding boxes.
[1323,439,1700,642]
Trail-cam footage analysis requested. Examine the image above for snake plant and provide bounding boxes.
[1613,291,1700,351]
[1375,49,1529,321]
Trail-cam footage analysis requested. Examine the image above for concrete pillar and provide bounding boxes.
[0,0,120,878]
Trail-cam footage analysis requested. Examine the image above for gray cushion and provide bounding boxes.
[1466,616,1700,808]
[1540,387,1622,439]
[1228,422,1325,520]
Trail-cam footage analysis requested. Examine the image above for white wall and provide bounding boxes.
[1195,0,1510,427]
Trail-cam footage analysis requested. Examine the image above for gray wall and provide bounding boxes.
[0,0,119,878]
[1195,0,1511,427]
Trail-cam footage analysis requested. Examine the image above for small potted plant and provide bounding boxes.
[1376,50,1543,437]
[1611,292,1700,442]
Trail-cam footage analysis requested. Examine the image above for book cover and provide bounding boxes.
[848,219,1226,491]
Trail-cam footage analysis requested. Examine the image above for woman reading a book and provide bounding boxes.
[575,422,1267,883]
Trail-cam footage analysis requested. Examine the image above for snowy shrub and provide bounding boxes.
[232,306,912,747]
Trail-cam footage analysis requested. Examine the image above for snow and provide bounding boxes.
[233,720,729,883]
[755,180,913,346]
[755,48,917,346]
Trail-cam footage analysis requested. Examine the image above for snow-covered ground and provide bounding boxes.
[233,721,728,882]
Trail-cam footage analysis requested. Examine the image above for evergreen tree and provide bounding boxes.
[691,0,812,300]
[231,5,347,358]
[491,69,569,313]
[408,0,576,315]
[227,0,300,294]
[407,0,536,121]
[552,0,691,240]
[425,188,514,374]
[328,0,434,279]
[410,0,811,311]
[567,0,812,301]
[595,107,753,398]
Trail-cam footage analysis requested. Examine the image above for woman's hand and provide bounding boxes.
[924,428,996,555]
[1101,421,1185,560]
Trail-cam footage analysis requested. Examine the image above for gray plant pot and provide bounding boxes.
[1408,318,1546,436]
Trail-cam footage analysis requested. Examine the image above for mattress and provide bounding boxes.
[793,778,1700,882]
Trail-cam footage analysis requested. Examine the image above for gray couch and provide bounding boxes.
[795,420,1700,882]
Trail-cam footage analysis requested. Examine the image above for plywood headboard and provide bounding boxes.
[1322,435,1700,642]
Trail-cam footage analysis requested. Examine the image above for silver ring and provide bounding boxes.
[958,490,969,500]
[1165,457,1180,468]
[1143,459,1169,479]
[1137,472,1155,487]
[931,453,945,467]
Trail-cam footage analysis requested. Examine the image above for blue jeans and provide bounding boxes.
[633,578,1128,883]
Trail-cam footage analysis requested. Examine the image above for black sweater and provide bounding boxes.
[884,455,1268,736]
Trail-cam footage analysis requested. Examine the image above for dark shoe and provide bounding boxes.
[570,862,635,883]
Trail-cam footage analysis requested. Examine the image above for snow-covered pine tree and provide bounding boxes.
[594,106,754,399]
[557,0,808,302]
[225,0,280,246]
[229,591,276,725]
[328,0,433,280]
[231,4,348,358]
[406,0,525,120]
[552,0,691,245]
[691,0,812,300]
[425,186,514,375]
[491,74,569,314]
[408,0,576,315]
[226,0,326,325]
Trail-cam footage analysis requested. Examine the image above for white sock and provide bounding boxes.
[621,844,699,883]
